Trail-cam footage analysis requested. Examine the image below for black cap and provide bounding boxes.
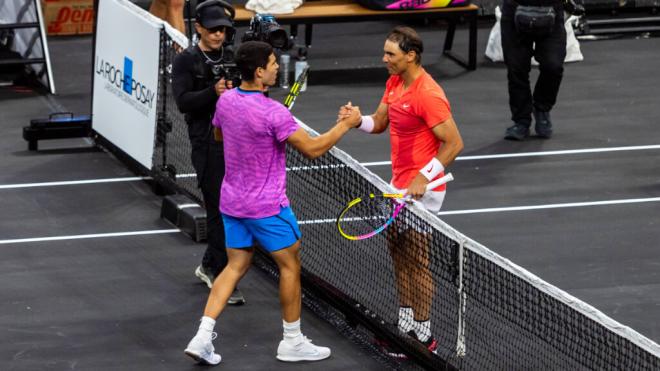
[197,3,234,30]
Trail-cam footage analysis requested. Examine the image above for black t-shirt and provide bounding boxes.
[172,45,234,147]
[172,45,225,121]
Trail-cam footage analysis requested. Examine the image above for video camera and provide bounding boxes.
[206,47,242,88]
[208,13,290,87]
[194,0,291,87]
[210,13,290,87]
[241,14,291,50]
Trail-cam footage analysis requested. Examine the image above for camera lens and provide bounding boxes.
[267,28,288,49]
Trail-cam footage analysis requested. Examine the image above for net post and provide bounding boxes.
[154,27,176,180]
[455,238,467,358]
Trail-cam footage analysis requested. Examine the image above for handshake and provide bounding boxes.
[336,101,363,129]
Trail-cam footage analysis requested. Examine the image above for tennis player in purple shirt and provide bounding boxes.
[184,41,362,365]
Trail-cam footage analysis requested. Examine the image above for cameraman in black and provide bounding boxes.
[502,0,583,140]
[171,0,244,305]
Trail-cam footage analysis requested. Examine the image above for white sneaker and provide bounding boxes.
[194,265,214,289]
[276,336,331,362]
[184,332,221,365]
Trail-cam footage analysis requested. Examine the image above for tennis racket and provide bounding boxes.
[283,65,310,110]
[336,173,454,240]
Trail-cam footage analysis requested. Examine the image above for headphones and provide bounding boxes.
[195,0,236,45]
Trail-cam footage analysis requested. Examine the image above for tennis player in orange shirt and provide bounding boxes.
[340,26,463,355]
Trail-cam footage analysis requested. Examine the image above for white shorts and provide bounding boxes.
[389,183,446,213]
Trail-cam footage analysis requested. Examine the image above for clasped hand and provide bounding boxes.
[337,101,362,128]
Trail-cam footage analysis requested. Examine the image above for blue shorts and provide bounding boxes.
[222,207,302,252]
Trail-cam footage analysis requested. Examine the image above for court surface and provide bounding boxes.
[1,17,659,370]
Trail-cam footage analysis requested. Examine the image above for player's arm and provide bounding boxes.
[430,116,464,168]
[362,102,390,134]
[407,116,464,199]
[288,108,362,159]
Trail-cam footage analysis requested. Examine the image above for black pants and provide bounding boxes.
[191,140,228,277]
[501,0,566,125]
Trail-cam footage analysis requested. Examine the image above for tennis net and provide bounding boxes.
[281,120,660,370]
[152,28,660,371]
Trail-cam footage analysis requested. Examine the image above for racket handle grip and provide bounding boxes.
[426,172,454,191]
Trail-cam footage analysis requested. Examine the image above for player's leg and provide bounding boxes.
[271,240,302,323]
[406,229,438,352]
[271,241,331,362]
[165,0,186,34]
[203,248,253,318]
[184,248,253,364]
[405,190,445,352]
[387,227,415,334]
[255,207,330,362]
[184,215,254,364]
[148,0,167,19]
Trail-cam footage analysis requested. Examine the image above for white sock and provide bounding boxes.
[196,316,216,341]
[283,319,302,344]
[414,319,432,342]
[398,307,414,334]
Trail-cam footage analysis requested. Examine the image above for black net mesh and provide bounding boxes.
[152,33,203,200]
[151,28,660,371]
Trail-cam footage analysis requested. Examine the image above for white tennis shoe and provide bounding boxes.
[184,332,221,365]
[276,336,331,362]
[194,265,214,289]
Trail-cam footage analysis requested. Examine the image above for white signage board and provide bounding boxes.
[92,0,162,169]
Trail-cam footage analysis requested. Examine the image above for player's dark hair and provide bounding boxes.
[387,26,424,64]
[235,41,273,82]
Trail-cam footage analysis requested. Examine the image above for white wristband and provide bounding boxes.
[358,115,375,133]
[420,157,444,181]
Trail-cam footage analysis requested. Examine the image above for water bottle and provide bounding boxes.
[279,53,290,89]
[294,57,308,92]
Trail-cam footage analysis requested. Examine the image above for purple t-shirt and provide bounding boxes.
[212,88,299,218]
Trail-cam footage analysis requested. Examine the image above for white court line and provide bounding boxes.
[0,174,199,190]
[3,144,660,189]
[0,229,181,245]
[4,196,659,244]
[437,197,660,216]
[0,176,150,190]
[297,196,660,222]
[299,218,335,225]
[361,144,660,167]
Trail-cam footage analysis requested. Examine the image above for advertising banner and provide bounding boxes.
[92,0,161,169]
[41,0,95,35]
